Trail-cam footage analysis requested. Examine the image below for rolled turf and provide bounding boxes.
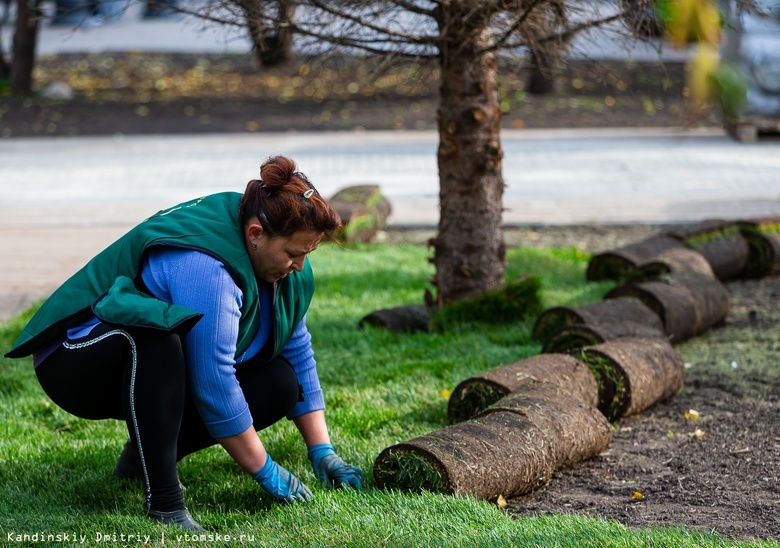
[604,272,729,343]
[447,353,598,424]
[576,336,686,421]
[541,320,666,353]
[532,297,664,343]
[633,246,714,280]
[738,218,780,278]
[375,381,611,501]
[666,219,749,281]
[586,235,692,281]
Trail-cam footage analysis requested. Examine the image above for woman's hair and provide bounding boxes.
[239,155,342,239]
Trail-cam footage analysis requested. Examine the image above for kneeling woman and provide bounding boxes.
[5,155,363,531]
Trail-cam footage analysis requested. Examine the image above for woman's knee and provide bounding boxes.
[237,357,300,429]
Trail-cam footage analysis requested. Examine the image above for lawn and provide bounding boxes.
[0,242,771,547]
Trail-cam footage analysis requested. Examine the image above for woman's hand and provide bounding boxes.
[253,453,313,503]
[308,444,364,490]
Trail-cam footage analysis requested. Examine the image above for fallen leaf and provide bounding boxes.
[689,428,706,438]
[685,409,700,420]
[439,390,451,399]
[496,494,507,509]
[632,491,644,500]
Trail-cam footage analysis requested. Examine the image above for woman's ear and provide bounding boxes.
[245,220,264,246]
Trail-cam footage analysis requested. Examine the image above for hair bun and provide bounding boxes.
[260,155,297,189]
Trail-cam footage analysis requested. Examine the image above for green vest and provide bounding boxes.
[6,192,314,360]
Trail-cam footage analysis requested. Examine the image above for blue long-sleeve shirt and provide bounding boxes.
[139,247,325,438]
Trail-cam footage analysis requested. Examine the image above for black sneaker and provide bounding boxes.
[144,504,206,532]
[113,439,187,490]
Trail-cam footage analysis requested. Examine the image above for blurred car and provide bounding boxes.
[719,0,780,141]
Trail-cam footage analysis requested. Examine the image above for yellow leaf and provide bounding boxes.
[632,491,644,500]
[440,390,451,399]
[496,494,507,509]
[689,428,706,438]
[687,43,720,105]
[685,409,700,420]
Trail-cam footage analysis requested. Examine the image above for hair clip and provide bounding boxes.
[303,189,315,199]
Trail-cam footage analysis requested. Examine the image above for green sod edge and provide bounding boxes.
[431,275,542,332]
[374,447,447,494]
[741,229,778,278]
[682,224,741,249]
[542,328,602,353]
[448,380,509,424]
[532,308,583,342]
[578,350,627,422]
[586,253,635,282]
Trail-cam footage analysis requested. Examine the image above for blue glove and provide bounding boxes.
[252,454,313,503]
[307,444,364,490]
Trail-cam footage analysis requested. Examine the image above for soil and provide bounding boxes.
[3,53,779,542]
[505,230,780,543]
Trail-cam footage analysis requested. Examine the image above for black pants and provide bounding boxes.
[35,323,300,512]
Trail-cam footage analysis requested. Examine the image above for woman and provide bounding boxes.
[5,155,363,531]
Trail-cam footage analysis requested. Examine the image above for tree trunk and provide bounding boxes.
[526,47,563,95]
[433,6,506,306]
[242,0,296,68]
[260,0,295,67]
[524,2,568,95]
[0,28,10,82]
[11,0,41,95]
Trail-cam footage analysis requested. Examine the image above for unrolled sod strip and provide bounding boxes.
[576,336,686,422]
[374,382,611,501]
[586,236,690,281]
[738,218,780,278]
[666,220,749,281]
[532,297,664,343]
[605,272,729,343]
[447,353,597,424]
[541,320,666,354]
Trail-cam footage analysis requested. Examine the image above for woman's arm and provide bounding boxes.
[293,409,331,448]
[217,427,267,474]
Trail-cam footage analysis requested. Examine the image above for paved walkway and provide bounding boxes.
[1,127,779,321]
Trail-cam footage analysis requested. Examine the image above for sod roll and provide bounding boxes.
[447,353,597,424]
[634,246,714,280]
[373,411,554,501]
[541,321,666,353]
[738,218,780,278]
[475,380,612,468]
[358,304,430,333]
[666,220,749,280]
[375,381,611,501]
[577,336,686,421]
[532,298,664,343]
[586,236,689,281]
[604,272,729,343]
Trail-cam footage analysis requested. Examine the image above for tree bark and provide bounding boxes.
[11,0,41,95]
[242,0,296,68]
[433,4,506,306]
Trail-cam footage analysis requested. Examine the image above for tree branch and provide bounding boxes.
[303,0,437,46]
[488,0,547,52]
[385,0,438,17]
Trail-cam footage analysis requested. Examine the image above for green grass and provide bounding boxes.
[0,243,769,547]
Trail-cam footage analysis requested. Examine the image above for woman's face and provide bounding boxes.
[248,226,323,283]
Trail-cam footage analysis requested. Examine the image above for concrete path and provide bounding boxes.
[1,127,779,321]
